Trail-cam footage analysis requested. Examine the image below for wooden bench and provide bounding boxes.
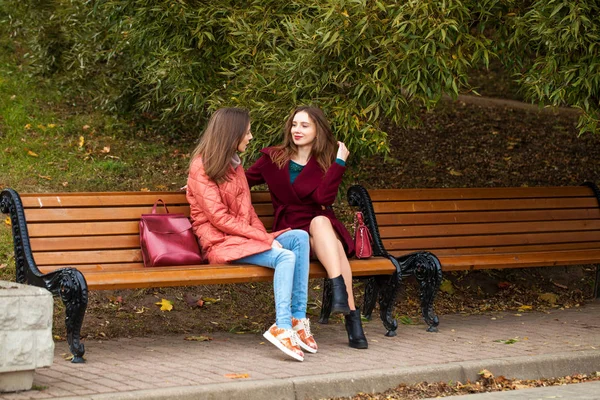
[1,187,438,363]
[353,182,600,331]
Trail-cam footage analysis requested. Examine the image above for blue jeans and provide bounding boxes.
[235,230,310,330]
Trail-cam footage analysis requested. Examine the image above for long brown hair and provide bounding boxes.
[189,108,250,183]
[271,106,337,172]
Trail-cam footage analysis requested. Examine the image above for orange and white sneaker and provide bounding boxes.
[263,324,304,361]
[292,317,318,354]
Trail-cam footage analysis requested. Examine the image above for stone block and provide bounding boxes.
[34,330,55,367]
[0,296,18,330]
[20,294,53,330]
[4,331,34,369]
[0,281,54,392]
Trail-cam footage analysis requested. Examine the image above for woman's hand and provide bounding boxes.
[336,141,350,162]
[272,240,282,249]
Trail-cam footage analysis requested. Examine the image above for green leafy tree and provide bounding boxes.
[1,0,597,162]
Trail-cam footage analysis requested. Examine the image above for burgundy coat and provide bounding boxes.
[246,147,355,256]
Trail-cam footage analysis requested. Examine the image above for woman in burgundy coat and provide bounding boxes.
[246,106,368,349]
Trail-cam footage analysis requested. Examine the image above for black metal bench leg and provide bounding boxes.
[413,253,443,332]
[395,251,442,333]
[45,268,88,363]
[362,277,378,320]
[377,273,400,337]
[318,277,333,324]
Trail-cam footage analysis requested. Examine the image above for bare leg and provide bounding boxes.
[310,216,356,310]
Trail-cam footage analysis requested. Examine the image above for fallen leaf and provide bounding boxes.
[497,281,511,289]
[38,174,52,181]
[82,125,90,130]
[448,168,463,176]
[553,282,568,290]
[539,292,559,305]
[101,146,111,153]
[4,217,10,226]
[399,315,413,325]
[184,335,212,342]
[0,263,7,269]
[140,188,150,192]
[479,369,494,379]
[440,279,454,294]
[134,306,147,314]
[78,136,85,148]
[62,182,69,187]
[47,123,56,128]
[518,305,533,312]
[24,123,31,130]
[203,297,221,304]
[27,150,38,157]
[155,298,173,311]
[224,373,249,379]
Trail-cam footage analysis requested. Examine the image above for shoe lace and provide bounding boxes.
[301,318,312,337]
[288,330,301,347]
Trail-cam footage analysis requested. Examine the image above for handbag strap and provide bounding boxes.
[151,199,170,214]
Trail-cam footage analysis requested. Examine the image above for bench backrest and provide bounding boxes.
[20,191,273,275]
[367,186,600,270]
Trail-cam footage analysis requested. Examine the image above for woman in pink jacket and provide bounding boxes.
[186,108,317,362]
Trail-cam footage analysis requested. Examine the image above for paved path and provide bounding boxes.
[2,301,599,400]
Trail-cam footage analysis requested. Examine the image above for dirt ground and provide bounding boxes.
[47,97,600,344]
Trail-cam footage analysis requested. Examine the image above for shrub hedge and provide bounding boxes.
[1,0,597,160]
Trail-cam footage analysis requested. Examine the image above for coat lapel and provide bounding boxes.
[292,157,323,199]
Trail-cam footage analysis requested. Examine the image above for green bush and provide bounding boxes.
[1,0,597,163]
[508,0,600,135]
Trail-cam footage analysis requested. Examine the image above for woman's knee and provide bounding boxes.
[276,249,296,267]
[310,216,333,234]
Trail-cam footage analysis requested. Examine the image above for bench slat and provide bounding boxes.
[384,230,600,251]
[19,191,273,208]
[368,186,594,201]
[379,220,600,238]
[24,204,274,222]
[389,241,600,256]
[374,208,600,226]
[436,249,600,270]
[26,217,275,237]
[373,197,597,213]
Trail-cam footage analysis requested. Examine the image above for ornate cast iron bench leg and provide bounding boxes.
[361,277,378,320]
[1,188,88,363]
[318,277,333,324]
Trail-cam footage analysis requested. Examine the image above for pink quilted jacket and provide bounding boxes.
[186,156,288,264]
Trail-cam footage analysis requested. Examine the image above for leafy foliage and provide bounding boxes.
[508,0,600,134]
[1,0,597,162]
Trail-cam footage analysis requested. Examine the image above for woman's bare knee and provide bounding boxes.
[309,216,333,234]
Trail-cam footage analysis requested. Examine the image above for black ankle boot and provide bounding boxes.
[330,275,351,315]
[345,308,368,349]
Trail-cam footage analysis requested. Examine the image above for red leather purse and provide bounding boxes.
[139,199,204,267]
[353,211,373,259]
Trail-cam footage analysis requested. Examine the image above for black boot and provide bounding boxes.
[330,275,351,315]
[345,308,368,349]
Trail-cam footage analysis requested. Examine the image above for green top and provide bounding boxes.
[289,158,346,183]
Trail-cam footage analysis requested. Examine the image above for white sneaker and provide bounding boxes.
[263,324,304,361]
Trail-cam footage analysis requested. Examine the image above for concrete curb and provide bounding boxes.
[53,349,600,400]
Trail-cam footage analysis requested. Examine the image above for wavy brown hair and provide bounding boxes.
[189,108,250,183]
[270,106,337,172]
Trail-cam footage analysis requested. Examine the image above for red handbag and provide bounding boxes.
[353,211,373,259]
[139,199,204,267]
